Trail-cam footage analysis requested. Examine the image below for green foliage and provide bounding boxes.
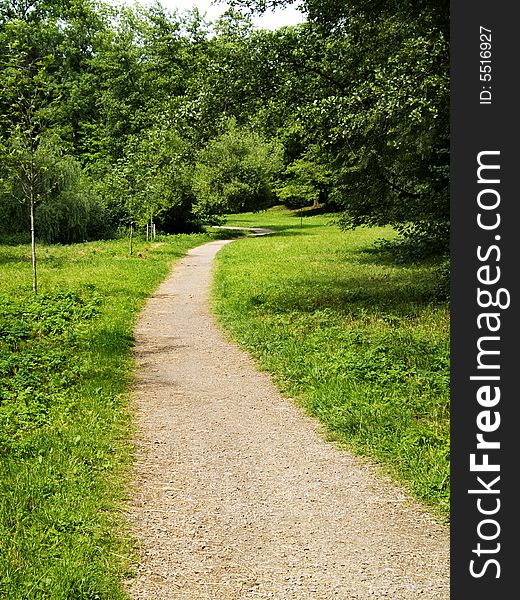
[227,0,449,250]
[326,18,449,247]
[0,134,109,243]
[36,183,110,244]
[0,1,112,251]
[193,119,283,218]
[275,149,332,209]
[213,207,450,518]
[1,0,449,247]
[0,288,101,440]
[95,123,201,234]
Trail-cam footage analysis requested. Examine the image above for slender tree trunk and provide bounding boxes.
[129,223,133,256]
[30,192,37,294]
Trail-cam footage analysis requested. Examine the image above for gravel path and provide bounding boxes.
[126,235,450,600]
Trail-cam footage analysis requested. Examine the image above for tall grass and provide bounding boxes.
[0,233,218,599]
[212,207,450,519]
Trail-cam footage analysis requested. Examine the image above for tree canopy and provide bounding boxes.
[0,0,449,252]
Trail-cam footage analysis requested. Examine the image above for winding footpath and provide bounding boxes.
[125,231,450,599]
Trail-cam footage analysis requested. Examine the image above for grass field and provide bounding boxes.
[0,207,450,596]
[212,207,450,519]
[0,232,222,599]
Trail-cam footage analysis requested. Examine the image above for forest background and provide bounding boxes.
[0,0,449,257]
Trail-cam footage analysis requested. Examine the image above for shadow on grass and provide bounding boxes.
[224,209,338,236]
[276,223,331,234]
[249,267,448,318]
[293,205,341,217]
[0,250,67,268]
[210,231,248,241]
[0,252,30,265]
[0,234,31,246]
[358,244,449,268]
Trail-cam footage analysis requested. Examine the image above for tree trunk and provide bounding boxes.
[129,223,133,256]
[30,194,37,294]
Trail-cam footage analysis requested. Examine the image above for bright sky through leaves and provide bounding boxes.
[116,0,305,29]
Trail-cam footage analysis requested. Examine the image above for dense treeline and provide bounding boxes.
[0,0,449,251]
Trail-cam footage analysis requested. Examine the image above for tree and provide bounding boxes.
[276,148,332,210]
[0,6,105,278]
[225,0,450,252]
[0,16,58,292]
[193,119,283,220]
[96,121,201,246]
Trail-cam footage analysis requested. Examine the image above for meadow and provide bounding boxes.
[212,207,450,519]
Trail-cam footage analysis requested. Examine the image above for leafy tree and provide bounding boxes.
[276,147,332,210]
[96,121,201,242]
[34,152,108,244]
[225,0,449,252]
[193,119,283,220]
[0,15,59,291]
[0,3,110,256]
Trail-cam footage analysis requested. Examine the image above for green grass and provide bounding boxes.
[0,232,224,599]
[212,207,450,520]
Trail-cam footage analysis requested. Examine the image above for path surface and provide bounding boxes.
[126,235,450,600]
